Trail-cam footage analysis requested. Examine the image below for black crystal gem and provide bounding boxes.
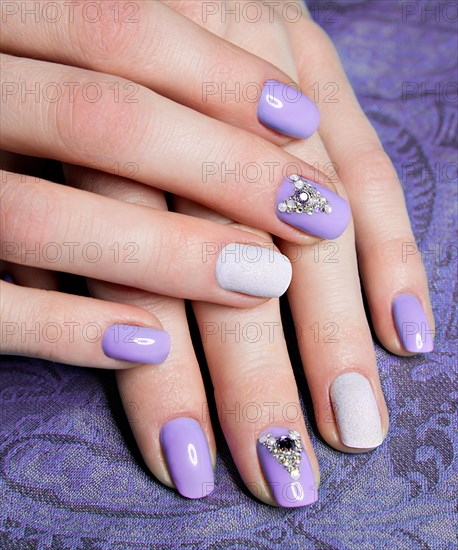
[277,436,294,451]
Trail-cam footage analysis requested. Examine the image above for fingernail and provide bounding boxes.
[330,372,383,449]
[258,80,320,138]
[102,324,170,364]
[276,174,350,239]
[215,243,292,297]
[392,293,434,353]
[160,417,214,499]
[257,427,317,508]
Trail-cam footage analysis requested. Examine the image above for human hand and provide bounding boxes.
[1,0,358,367]
[1,0,435,510]
[66,0,434,508]
[1,0,350,244]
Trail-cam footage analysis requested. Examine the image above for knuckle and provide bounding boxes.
[142,218,194,283]
[1,174,58,257]
[54,74,145,162]
[361,234,419,266]
[71,167,162,209]
[349,146,402,195]
[33,293,74,361]
[352,146,394,177]
[68,1,144,65]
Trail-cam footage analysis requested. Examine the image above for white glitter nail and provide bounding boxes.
[215,244,292,298]
[330,372,383,449]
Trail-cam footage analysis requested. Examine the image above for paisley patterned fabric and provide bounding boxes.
[1,1,457,547]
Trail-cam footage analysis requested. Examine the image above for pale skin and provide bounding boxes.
[0,1,433,505]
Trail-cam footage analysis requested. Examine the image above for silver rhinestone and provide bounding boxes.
[294,180,304,190]
[267,437,276,446]
[324,204,332,214]
[290,174,300,181]
[286,199,296,210]
[299,192,309,202]
[259,435,267,444]
[291,470,301,480]
[277,201,287,213]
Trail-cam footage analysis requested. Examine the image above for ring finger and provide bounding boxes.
[1,168,293,306]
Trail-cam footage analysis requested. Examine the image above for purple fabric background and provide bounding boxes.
[1,0,457,548]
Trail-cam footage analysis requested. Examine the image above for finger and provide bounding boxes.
[0,0,318,141]
[289,16,434,355]
[0,54,350,243]
[0,280,170,368]
[278,180,389,452]
[198,3,389,451]
[0,151,60,290]
[65,162,216,499]
[97,283,216,499]
[176,198,319,508]
[1,170,292,306]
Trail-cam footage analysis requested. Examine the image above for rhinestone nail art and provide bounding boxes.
[277,174,332,216]
[258,429,302,480]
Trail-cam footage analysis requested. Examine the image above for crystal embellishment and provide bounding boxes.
[277,175,332,216]
[258,429,303,480]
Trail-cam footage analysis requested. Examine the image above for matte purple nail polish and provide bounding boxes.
[257,80,320,139]
[102,324,170,364]
[393,294,434,353]
[257,427,317,508]
[160,417,214,499]
[276,174,351,239]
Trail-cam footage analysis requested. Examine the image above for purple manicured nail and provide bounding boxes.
[160,417,214,499]
[102,324,170,364]
[257,80,320,139]
[393,294,434,353]
[276,174,350,239]
[257,427,317,508]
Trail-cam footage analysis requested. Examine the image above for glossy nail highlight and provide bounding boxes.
[215,243,292,297]
[276,174,350,239]
[160,417,214,499]
[330,372,383,449]
[102,324,170,364]
[257,427,317,508]
[393,293,434,353]
[258,80,320,138]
